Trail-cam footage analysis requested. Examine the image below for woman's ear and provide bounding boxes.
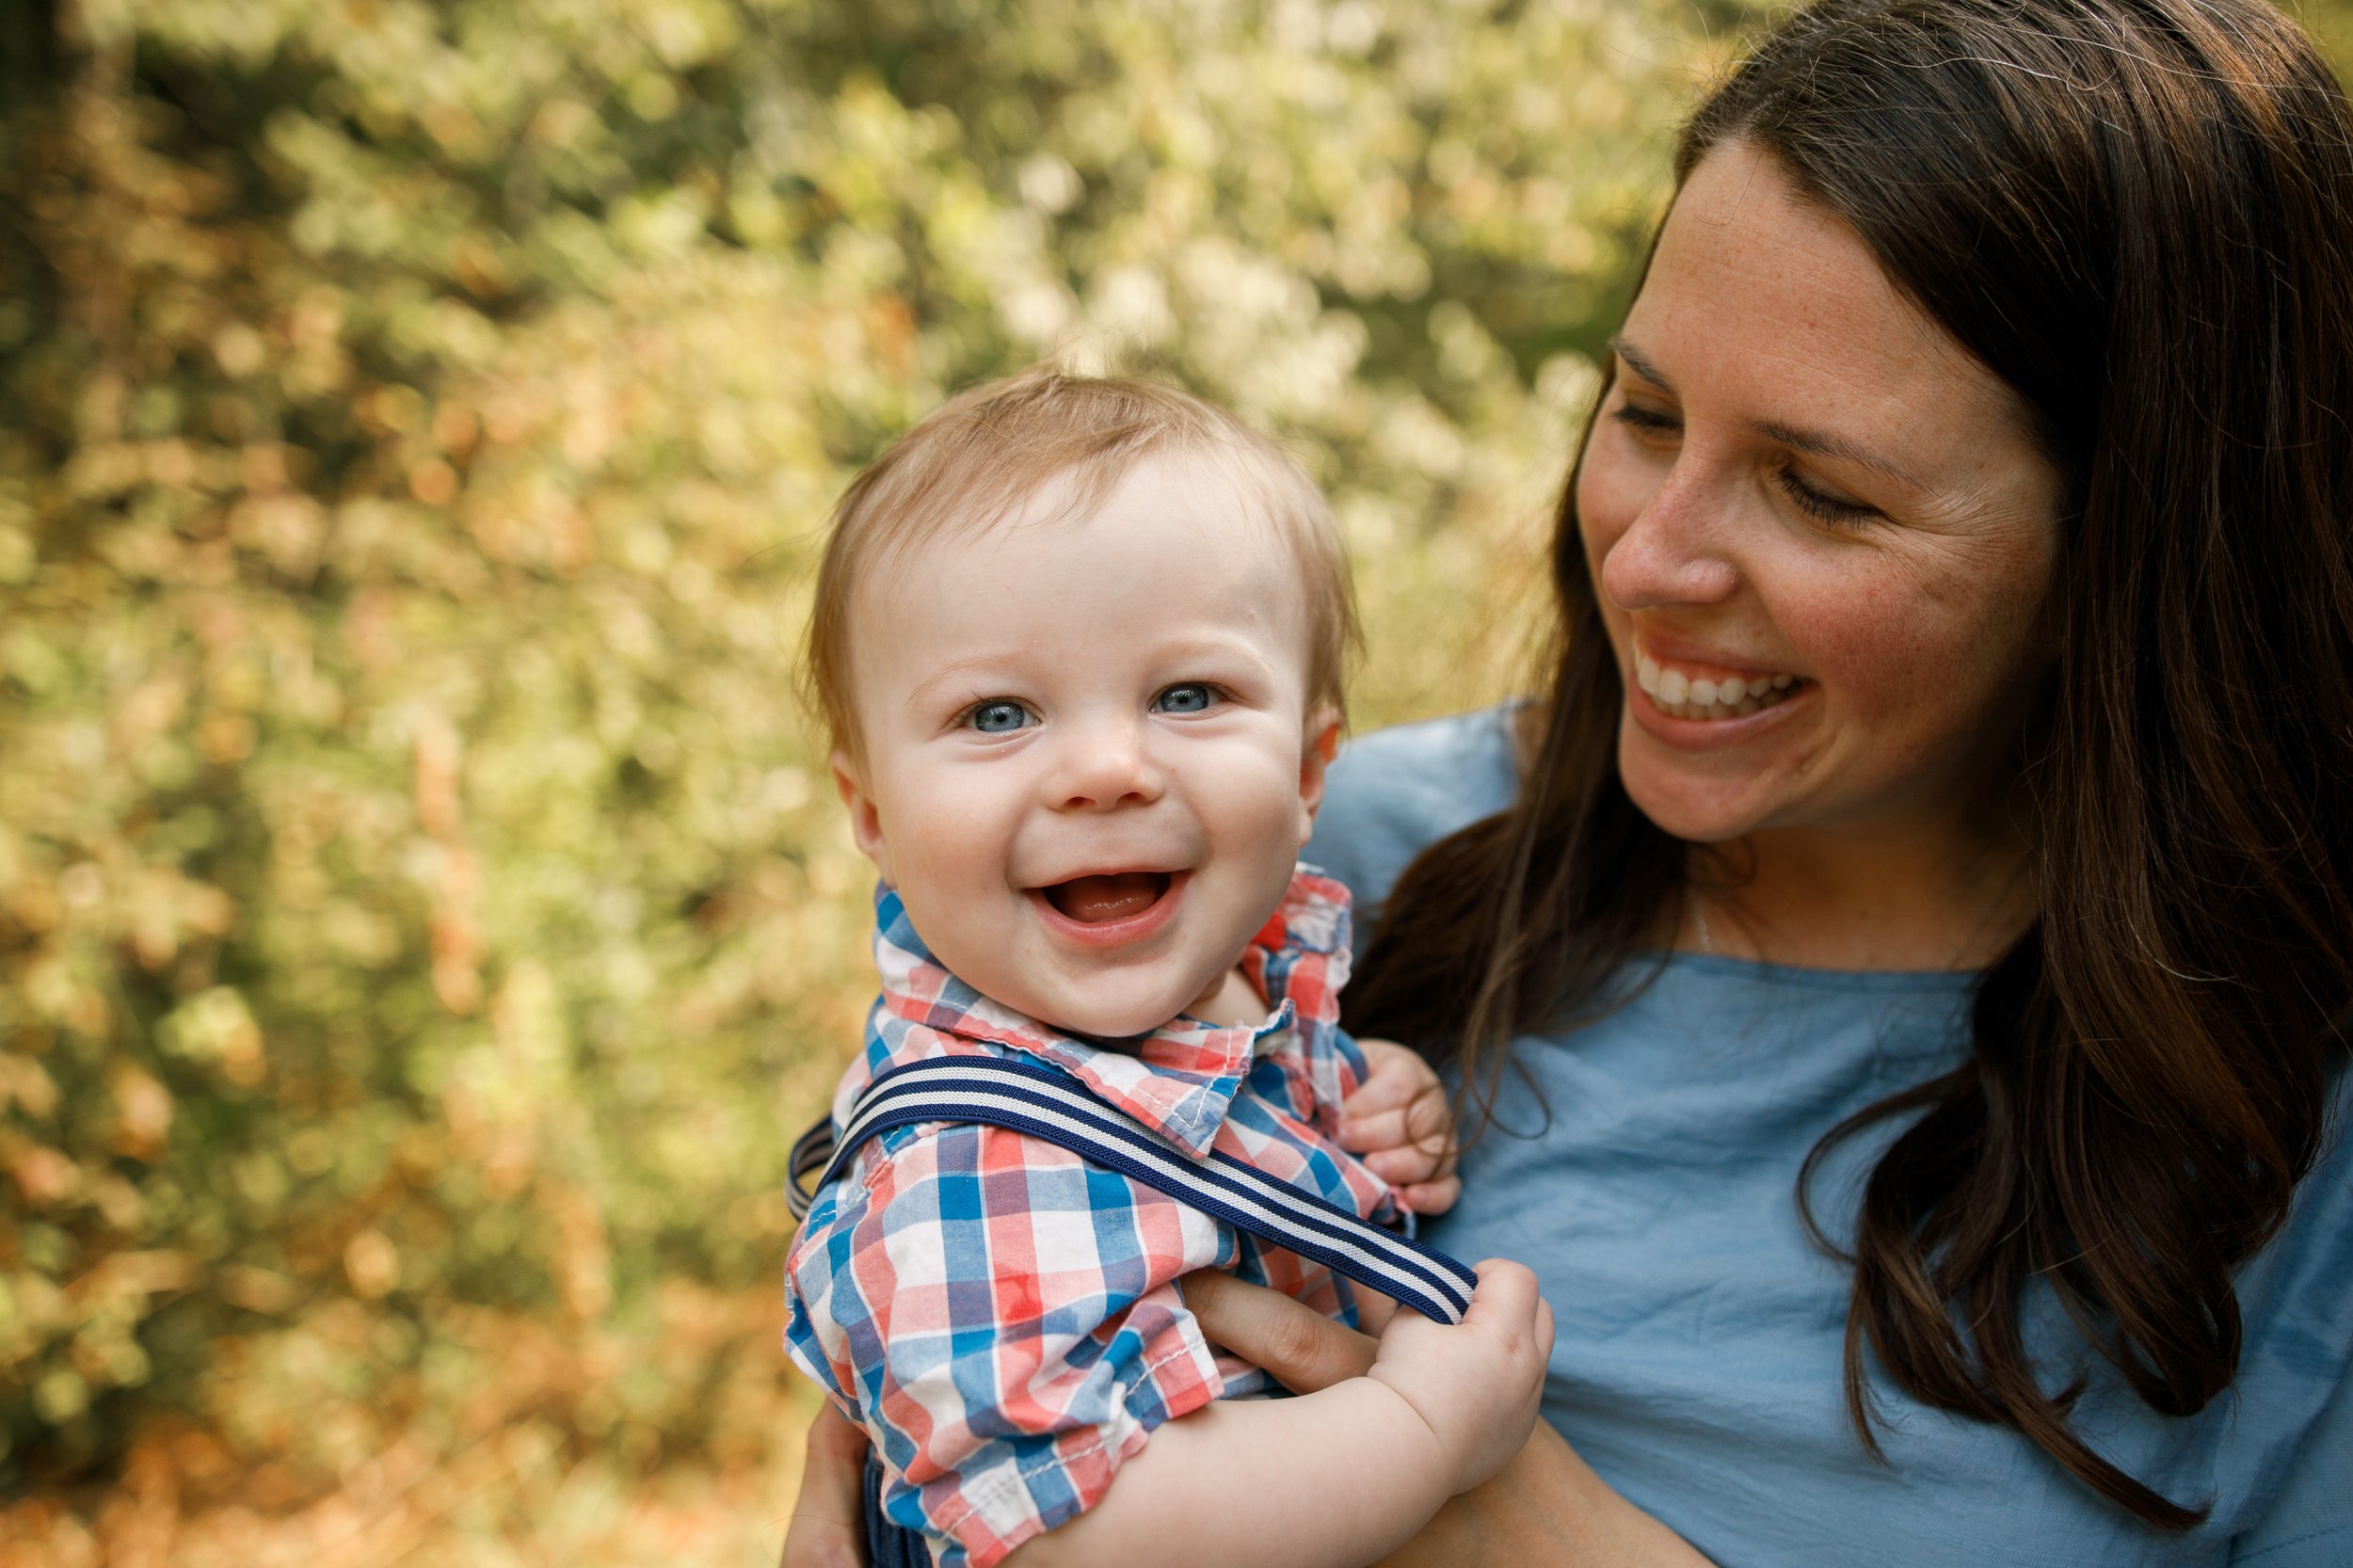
[1296,706,1344,839]
[830,748,895,886]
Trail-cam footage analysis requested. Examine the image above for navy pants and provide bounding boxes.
[863,1456,936,1568]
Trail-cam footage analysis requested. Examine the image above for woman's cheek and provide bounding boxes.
[1575,448,1644,564]
[1782,566,1977,751]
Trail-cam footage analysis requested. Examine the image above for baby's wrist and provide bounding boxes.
[1340,1372,1462,1505]
[1361,1359,1482,1496]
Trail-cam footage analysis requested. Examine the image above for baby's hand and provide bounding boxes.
[1368,1259,1554,1496]
[1337,1037,1460,1213]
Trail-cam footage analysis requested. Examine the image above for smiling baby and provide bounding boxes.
[782,370,1547,1568]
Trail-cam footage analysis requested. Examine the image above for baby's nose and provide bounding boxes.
[1048,719,1166,810]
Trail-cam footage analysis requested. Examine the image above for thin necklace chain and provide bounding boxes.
[1688,881,2024,969]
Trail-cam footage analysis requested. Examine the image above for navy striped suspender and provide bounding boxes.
[785,1054,1480,1326]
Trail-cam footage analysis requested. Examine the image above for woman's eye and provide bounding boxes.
[965,699,1033,733]
[1609,403,1682,440]
[1774,467,1881,529]
[1151,682,1221,714]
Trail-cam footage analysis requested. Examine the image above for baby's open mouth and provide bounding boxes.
[1041,872,1174,924]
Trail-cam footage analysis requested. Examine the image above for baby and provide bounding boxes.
[783,371,1549,1568]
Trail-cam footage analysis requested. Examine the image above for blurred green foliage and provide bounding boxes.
[3,0,2348,1503]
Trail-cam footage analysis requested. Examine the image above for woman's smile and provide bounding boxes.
[1629,633,1808,723]
[1577,140,2062,848]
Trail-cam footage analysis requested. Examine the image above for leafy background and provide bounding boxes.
[3,0,2347,1560]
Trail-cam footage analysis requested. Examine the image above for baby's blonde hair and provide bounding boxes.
[808,369,1357,758]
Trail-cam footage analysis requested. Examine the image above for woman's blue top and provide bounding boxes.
[1306,707,2353,1568]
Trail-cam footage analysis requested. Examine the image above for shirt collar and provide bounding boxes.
[868,867,1354,1158]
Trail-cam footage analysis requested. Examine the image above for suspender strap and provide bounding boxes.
[786,1054,1480,1326]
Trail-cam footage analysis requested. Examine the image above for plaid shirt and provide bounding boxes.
[783,867,1401,1567]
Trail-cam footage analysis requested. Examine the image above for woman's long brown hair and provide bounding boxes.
[1346,0,2353,1529]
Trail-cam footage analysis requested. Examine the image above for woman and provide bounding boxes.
[784,0,2353,1560]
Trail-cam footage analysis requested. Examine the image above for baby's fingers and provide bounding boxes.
[1463,1258,1545,1336]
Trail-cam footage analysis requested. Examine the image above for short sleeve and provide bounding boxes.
[2227,1091,2353,1565]
[2229,1354,2353,1563]
[782,1122,1231,1568]
[1307,707,1522,965]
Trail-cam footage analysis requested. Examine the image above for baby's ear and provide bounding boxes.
[830,749,895,885]
[1296,706,1344,833]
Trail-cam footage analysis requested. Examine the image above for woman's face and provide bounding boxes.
[1577,140,2066,851]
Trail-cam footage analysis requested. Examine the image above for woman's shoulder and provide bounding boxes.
[2163,1064,2353,1563]
[1307,704,1523,961]
[2235,1059,2353,1396]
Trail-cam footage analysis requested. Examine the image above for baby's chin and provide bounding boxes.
[929,928,1247,1043]
[1032,995,1209,1043]
[996,973,1233,1044]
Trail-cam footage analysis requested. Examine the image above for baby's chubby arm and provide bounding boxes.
[1001,1260,1554,1568]
[1337,1037,1461,1214]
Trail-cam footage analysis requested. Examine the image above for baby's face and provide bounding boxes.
[834,454,1338,1039]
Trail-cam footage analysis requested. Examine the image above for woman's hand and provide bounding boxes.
[779,1400,870,1568]
[1340,1037,1462,1213]
[1181,1271,1718,1567]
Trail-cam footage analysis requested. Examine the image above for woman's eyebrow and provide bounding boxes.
[1610,332,1926,492]
[1752,418,1927,491]
[1609,334,1674,392]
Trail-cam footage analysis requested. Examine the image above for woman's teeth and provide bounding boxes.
[1635,651,1801,721]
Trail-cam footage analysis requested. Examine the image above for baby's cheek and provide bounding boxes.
[1217,748,1320,839]
[885,849,1016,994]
[917,915,1044,1023]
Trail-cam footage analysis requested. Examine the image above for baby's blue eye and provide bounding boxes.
[968,699,1032,733]
[1153,683,1219,714]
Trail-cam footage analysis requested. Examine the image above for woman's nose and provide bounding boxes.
[1047,716,1166,810]
[1596,458,1741,612]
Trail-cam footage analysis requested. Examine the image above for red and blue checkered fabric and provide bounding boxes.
[783,866,1399,1567]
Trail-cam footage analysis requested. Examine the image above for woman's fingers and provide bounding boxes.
[1363,1139,1461,1186]
[1339,1044,1452,1144]
[1339,1040,1445,1140]
[1338,1093,1455,1159]
[1183,1268,1380,1394]
[1396,1173,1462,1214]
[1340,1039,1461,1207]
[1339,1038,1428,1118]
[779,1402,871,1568]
